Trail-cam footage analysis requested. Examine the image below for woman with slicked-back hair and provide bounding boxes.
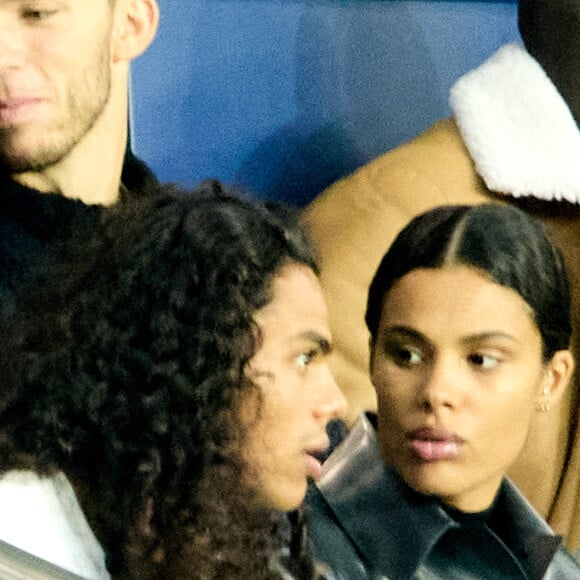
[308,204,580,579]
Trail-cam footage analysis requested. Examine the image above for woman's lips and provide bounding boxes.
[408,428,464,462]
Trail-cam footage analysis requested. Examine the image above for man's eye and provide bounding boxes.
[468,352,499,371]
[296,350,317,369]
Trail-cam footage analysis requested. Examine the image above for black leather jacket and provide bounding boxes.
[306,415,580,580]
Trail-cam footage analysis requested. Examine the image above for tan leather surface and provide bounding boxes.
[301,118,580,549]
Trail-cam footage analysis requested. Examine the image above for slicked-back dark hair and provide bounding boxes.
[366,204,571,360]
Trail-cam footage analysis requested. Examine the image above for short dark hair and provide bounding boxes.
[0,180,319,578]
[365,204,571,359]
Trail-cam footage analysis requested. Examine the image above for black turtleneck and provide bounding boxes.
[0,154,157,322]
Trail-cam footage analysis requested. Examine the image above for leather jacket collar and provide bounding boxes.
[316,414,562,579]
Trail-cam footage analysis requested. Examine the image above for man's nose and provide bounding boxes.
[314,367,348,421]
[0,24,26,71]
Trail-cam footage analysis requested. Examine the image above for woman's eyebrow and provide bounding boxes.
[462,331,520,345]
[381,325,427,343]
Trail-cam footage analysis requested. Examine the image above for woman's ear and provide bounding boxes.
[537,349,575,411]
[112,0,160,63]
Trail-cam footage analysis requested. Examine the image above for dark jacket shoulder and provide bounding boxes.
[306,414,580,580]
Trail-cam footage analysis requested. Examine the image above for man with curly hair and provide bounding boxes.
[0,181,347,578]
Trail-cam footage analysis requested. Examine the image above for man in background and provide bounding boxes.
[0,0,159,319]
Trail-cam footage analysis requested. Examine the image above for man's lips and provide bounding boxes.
[304,453,323,480]
[304,438,330,480]
[407,428,464,462]
[0,97,43,124]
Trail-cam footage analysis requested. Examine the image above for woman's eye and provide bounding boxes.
[468,352,499,371]
[386,344,422,368]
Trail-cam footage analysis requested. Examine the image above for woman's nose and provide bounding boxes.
[418,359,461,411]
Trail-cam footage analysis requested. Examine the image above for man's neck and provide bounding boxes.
[11,72,130,207]
[12,142,125,207]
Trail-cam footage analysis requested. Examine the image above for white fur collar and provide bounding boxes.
[450,43,580,204]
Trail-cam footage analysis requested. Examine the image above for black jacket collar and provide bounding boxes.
[316,414,562,579]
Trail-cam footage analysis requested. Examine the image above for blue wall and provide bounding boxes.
[131,1,519,205]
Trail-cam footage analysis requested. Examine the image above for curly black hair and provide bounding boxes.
[0,180,321,579]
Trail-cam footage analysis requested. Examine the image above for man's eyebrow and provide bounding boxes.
[296,331,333,354]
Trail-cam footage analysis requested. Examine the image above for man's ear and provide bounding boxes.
[112,0,159,63]
[538,349,575,410]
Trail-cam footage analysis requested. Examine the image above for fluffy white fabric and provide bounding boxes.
[0,471,109,579]
[450,43,580,204]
